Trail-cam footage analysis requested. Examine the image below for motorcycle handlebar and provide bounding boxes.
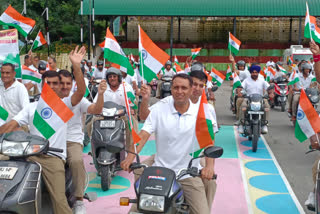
[129,162,147,171]
[48,147,63,153]
[199,169,217,180]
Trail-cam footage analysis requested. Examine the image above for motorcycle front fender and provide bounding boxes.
[97,148,116,165]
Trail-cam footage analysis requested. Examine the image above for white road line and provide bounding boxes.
[261,135,305,214]
[233,126,254,214]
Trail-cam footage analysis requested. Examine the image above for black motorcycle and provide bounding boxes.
[90,101,126,191]
[242,93,269,152]
[0,131,96,213]
[160,75,172,99]
[306,88,320,112]
[272,76,288,112]
[119,146,223,213]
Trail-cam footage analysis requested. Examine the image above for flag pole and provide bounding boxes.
[29,30,39,52]
[138,25,145,84]
[306,2,314,42]
[80,0,83,43]
[92,0,96,58]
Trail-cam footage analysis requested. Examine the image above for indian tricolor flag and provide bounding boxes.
[104,28,134,76]
[210,68,225,87]
[295,89,320,142]
[0,105,8,124]
[278,65,288,74]
[22,65,41,84]
[192,89,215,157]
[185,63,190,74]
[266,66,276,82]
[232,72,242,95]
[304,2,320,43]
[99,40,105,51]
[123,82,141,144]
[226,65,232,80]
[33,31,47,50]
[33,83,74,139]
[228,32,241,55]
[288,70,299,85]
[0,5,35,37]
[174,55,183,73]
[191,48,201,60]
[139,25,170,82]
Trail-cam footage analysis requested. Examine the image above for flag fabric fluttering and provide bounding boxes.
[277,65,288,74]
[104,28,134,76]
[33,83,74,139]
[210,68,225,87]
[184,63,190,74]
[228,32,241,55]
[138,25,170,82]
[191,48,201,60]
[173,55,183,73]
[232,72,242,95]
[22,65,41,84]
[33,31,47,50]
[288,70,299,86]
[226,65,232,80]
[304,2,320,43]
[0,5,35,37]
[192,89,215,157]
[295,89,320,142]
[0,105,8,124]
[266,66,276,82]
[122,82,141,144]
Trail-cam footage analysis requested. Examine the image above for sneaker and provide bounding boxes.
[261,125,268,134]
[234,120,241,126]
[73,200,86,214]
[305,192,315,211]
[238,125,244,134]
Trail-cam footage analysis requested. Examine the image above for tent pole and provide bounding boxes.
[233,17,236,36]
[170,16,173,62]
[87,15,91,60]
[289,17,292,44]
[178,17,181,43]
[298,17,302,45]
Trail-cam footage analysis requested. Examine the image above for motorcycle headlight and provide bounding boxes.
[311,96,319,103]
[280,89,287,94]
[139,194,165,212]
[1,141,29,156]
[250,102,261,111]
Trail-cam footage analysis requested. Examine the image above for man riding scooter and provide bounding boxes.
[156,60,175,98]
[238,64,272,134]
[290,63,317,124]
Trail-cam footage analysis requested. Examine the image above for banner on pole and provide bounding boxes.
[0,29,21,78]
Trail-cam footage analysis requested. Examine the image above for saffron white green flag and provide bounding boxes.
[33,83,74,139]
[191,48,201,60]
[228,32,241,55]
[104,28,134,76]
[295,89,320,142]
[278,65,288,74]
[226,65,232,80]
[139,25,170,82]
[22,65,41,84]
[232,72,242,96]
[0,5,35,37]
[0,105,8,125]
[210,68,225,87]
[33,31,47,50]
[304,2,320,43]
[288,70,299,86]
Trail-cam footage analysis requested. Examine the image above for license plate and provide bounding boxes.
[100,120,115,128]
[248,111,264,114]
[0,167,18,180]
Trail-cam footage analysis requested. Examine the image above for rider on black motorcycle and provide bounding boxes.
[156,60,175,98]
[238,64,272,134]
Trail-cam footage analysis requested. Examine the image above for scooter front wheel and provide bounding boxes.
[281,102,286,112]
[100,165,111,191]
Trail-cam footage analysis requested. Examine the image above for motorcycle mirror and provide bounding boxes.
[211,86,219,92]
[204,146,224,158]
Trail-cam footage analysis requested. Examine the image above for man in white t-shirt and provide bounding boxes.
[91,60,107,80]
[239,64,271,134]
[122,74,216,214]
[59,70,106,214]
[156,60,176,97]
[48,56,60,72]
[0,63,29,124]
[291,63,317,123]
[0,46,87,214]
[266,58,276,68]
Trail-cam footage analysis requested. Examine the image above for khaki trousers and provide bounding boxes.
[130,155,217,214]
[287,87,293,111]
[236,97,244,120]
[292,94,301,117]
[312,157,320,184]
[28,155,72,214]
[156,80,163,97]
[67,142,86,198]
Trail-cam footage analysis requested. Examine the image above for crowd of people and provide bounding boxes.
[0,40,320,214]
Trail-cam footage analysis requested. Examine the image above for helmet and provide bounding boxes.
[97,60,104,66]
[87,60,92,64]
[38,60,47,70]
[191,62,204,72]
[165,60,172,67]
[106,67,122,83]
[301,63,312,72]
[236,60,246,69]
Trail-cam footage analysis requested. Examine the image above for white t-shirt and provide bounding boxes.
[242,77,270,96]
[93,82,134,107]
[135,68,142,83]
[67,97,91,144]
[71,78,89,94]
[266,61,275,67]
[296,73,315,89]
[124,74,137,87]
[0,80,29,122]
[92,68,107,79]
[13,97,73,160]
[142,99,202,178]
[162,69,175,77]
[29,64,38,72]
[274,71,286,79]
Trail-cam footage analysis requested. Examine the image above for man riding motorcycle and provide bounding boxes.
[91,60,107,81]
[156,60,175,98]
[238,64,271,134]
[291,63,317,123]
